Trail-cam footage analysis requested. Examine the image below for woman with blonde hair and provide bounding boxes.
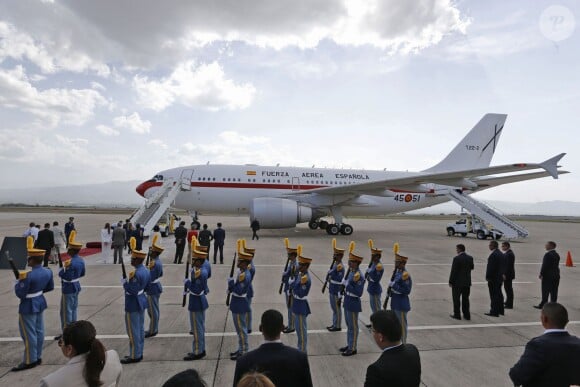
[40,320,122,387]
[237,372,275,387]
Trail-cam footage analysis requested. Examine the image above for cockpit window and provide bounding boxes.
[152,174,164,181]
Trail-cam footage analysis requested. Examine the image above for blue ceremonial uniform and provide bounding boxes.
[145,257,163,336]
[282,260,299,329]
[58,255,85,332]
[328,261,345,329]
[15,265,54,365]
[291,272,311,353]
[186,267,209,355]
[343,269,364,351]
[246,263,255,331]
[366,261,384,314]
[229,268,251,354]
[391,269,412,343]
[123,264,150,359]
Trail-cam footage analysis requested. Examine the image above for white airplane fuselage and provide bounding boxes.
[137,164,449,217]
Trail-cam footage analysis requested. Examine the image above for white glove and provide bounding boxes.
[341,279,348,286]
[14,280,19,285]
[228,277,234,283]
[183,278,189,285]
[327,269,333,275]
[121,278,127,285]
[389,281,395,287]
[288,277,295,285]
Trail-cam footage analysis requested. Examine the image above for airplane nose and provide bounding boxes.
[136,181,148,197]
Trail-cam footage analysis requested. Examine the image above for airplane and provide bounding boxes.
[135,114,568,236]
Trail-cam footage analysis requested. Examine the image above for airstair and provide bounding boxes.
[131,176,190,236]
[446,190,529,239]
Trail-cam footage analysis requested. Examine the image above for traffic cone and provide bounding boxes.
[565,251,575,267]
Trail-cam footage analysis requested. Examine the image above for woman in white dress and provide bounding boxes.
[40,320,122,387]
[101,223,112,264]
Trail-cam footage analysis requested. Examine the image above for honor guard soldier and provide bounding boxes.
[12,237,54,372]
[326,238,345,332]
[121,237,150,364]
[390,244,412,343]
[192,237,211,296]
[282,238,299,333]
[340,242,364,357]
[55,231,86,341]
[366,240,384,315]
[228,241,253,360]
[291,245,312,353]
[183,248,209,360]
[242,239,256,333]
[145,234,164,338]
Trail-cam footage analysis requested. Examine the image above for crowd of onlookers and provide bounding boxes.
[31,305,580,387]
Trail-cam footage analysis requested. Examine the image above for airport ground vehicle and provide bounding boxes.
[446,215,503,240]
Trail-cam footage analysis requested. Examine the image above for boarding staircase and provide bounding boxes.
[131,177,190,236]
[446,189,529,239]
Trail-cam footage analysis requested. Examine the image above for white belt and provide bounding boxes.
[232,293,247,298]
[391,289,402,295]
[346,292,360,298]
[293,294,308,300]
[26,291,43,299]
[151,279,160,284]
[126,290,144,296]
[330,280,342,285]
[188,290,205,296]
[62,278,80,283]
[367,278,376,282]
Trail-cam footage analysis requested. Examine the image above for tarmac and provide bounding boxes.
[0,212,578,387]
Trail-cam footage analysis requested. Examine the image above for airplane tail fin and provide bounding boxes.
[424,113,508,173]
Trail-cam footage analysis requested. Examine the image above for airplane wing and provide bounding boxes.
[285,153,566,197]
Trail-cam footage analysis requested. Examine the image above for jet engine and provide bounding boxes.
[249,198,313,229]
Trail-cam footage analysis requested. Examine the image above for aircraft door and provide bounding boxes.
[179,169,194,191]
[291,177,300,191]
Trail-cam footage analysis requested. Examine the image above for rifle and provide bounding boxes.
[383,242,400,310]
[182,254,190,307]
[226,243,239,306]
[286,264,296,309]
[145,246,152,267]
[279,238,292,294]
[5,251,20,280]
[339,241,356,297]
[321,258,336,293]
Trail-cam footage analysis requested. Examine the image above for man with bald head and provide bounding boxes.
[509,303,580,386]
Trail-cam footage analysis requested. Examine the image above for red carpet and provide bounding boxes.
[60,247,101,260]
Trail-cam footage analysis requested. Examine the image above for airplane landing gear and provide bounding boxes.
[318,220,329,230]
[308,220,319,230]
[326,223,340,235]
[340,224,353,235]
[188,211,201,230]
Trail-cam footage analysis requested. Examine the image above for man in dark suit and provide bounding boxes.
[485,240,504,317]
[35,223,55,267]
[509,302,580,387]
[212,222,225,264]
[502,241,516,309]
[173,221,187,264]
[233,309,313,387]
[364,310,421,387]
[534,241,560,309]
[448,244,474,320]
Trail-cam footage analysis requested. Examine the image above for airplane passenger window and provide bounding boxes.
[253,179,256,182]
[223,178,226,181]
[213,178,216,181]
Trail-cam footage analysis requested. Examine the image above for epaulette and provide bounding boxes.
[248,264,252,270]
[18,271,28,280]
[354,271,361,282]
[238,272,246,282]
[148,261,156,270]
[129,271,135,280]
[402,271,409,281]
[194,268,201,278]
[376,262,383,271]
[300,274,308,285]
[337,263,343,271]
[64,259,71,268]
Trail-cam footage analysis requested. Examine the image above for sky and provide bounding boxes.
[0,0,578,203]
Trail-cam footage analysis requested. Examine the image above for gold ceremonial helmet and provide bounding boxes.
[297,245,313,264]
[130,237,147,259]
[348,241,363,263]
[332,238,345,255]
[68,230,83,250]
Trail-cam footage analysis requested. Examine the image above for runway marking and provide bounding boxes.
[141,263,548,267]
[416,281,534,286]
[1,321,578,342]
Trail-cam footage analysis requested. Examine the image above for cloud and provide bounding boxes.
[148,139,168,149]
[0,65,108,127]
[0,21,110,76]
[96,124,120,136]
[134,61,256,111]
[112,112,151,134]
